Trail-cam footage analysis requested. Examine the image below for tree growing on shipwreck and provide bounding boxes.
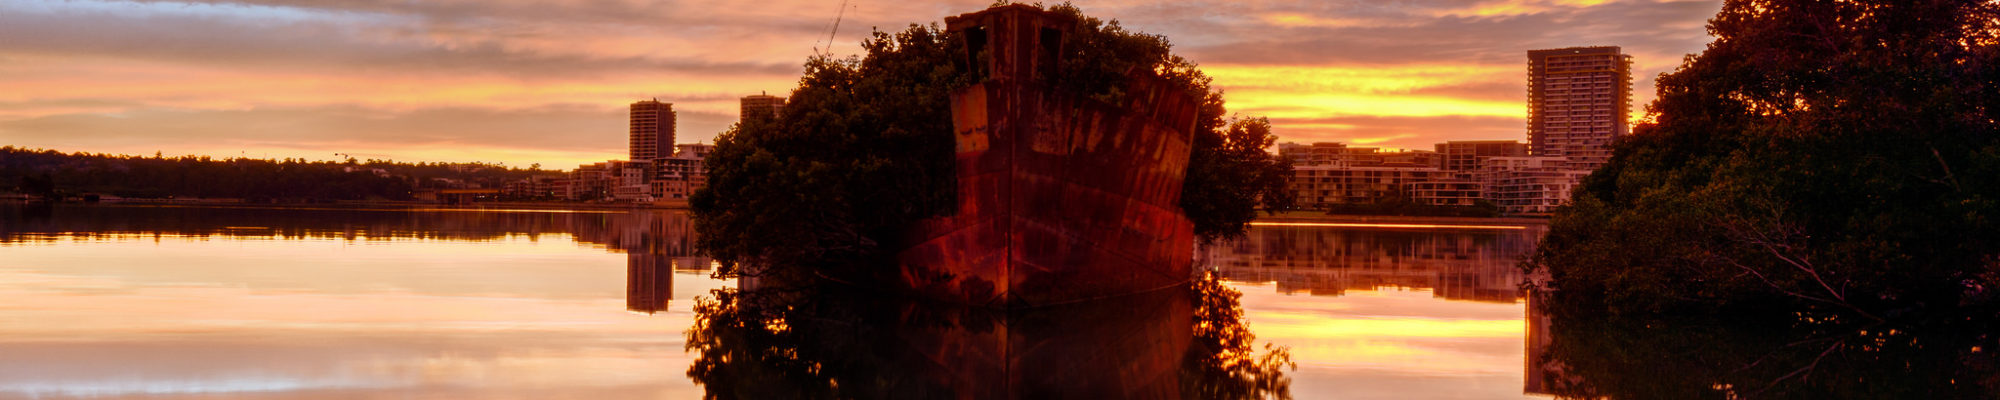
[691,3,1291,305]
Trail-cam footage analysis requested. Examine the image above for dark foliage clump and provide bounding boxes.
[1534,309,2000,399]
[691,25,967,278]
[1526,0,2000,320]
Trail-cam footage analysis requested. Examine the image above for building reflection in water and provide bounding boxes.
[1203,223,1552,397]
[600,210,711,314]
[627,253,674,313]
[1200,224,1547,303]
[1523,294,1573,396]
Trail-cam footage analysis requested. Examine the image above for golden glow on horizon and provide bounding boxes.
[0,56,777,114]
[1206,63,1522,122]
[1259,13,1412,29]
[1253,312,1521,339]
[1250,222,1530,230]
[1348,134,1419,145]
[1228,90,1521,119]
[1206,64,1516,94]
[1433,0,1619,18]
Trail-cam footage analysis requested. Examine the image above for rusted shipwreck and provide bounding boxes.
[892,5,1201,308]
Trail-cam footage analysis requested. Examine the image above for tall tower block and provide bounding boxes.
[739,93,786,124]
[630,100,676,162]
[1527,46,1631,170]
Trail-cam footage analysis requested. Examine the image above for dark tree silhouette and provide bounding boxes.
[1526,0,2000,318]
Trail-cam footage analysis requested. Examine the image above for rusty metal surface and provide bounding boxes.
[895,5,1199,308]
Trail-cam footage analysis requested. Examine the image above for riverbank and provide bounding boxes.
[1253,211,1547,226]
[10,200,1549,225]
[5,199,690,212]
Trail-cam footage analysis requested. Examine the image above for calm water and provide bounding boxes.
[0,204,1548,399]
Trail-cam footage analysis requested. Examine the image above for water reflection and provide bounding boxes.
[0,204,704,260]
[16,204,1985,398]
[1201,224,1545,398]
[627,253,675,313]
[1201,225,1545,302]
[1527,296,2000,399]
[684,273,1293,399]
[624,252,718,314]
[0,204,727,399]
[6,204,714,311]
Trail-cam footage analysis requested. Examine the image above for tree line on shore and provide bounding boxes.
[0,146,541,202]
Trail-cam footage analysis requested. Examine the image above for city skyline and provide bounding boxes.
[0,0,1720,169]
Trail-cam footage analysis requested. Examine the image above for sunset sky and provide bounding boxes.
[0,0,1722,169]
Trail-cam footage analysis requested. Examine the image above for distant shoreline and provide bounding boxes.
[8,200,1550,225]
[3,199,691,212]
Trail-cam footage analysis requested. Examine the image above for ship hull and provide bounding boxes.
[894,7,1201,308]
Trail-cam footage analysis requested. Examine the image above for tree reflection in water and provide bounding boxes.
[1531,298,1999,399]
[685,272,1293,399]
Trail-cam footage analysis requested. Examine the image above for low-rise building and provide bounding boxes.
[1279,140,1591,214]
[503,174,570,200]
[1278,142,1350,166]
[1479,156,1589,214]
[569,162,617,201]
[1292,165,1450,208]
[612,162,651,202]
[1436,140,1527,171]
[653,144,714,202]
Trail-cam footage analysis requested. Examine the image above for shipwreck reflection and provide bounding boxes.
[684,273,1294,399]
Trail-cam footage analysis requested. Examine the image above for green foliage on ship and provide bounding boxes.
[691,26,966,278]
[691,4,1292,276]
[1525,0,2000,320]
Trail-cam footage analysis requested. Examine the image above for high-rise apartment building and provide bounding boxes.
[1527,46,1631,171]
[740,92,786,124]
[630,99,676,163]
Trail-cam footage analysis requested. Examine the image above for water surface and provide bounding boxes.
[0,204,1548,399]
